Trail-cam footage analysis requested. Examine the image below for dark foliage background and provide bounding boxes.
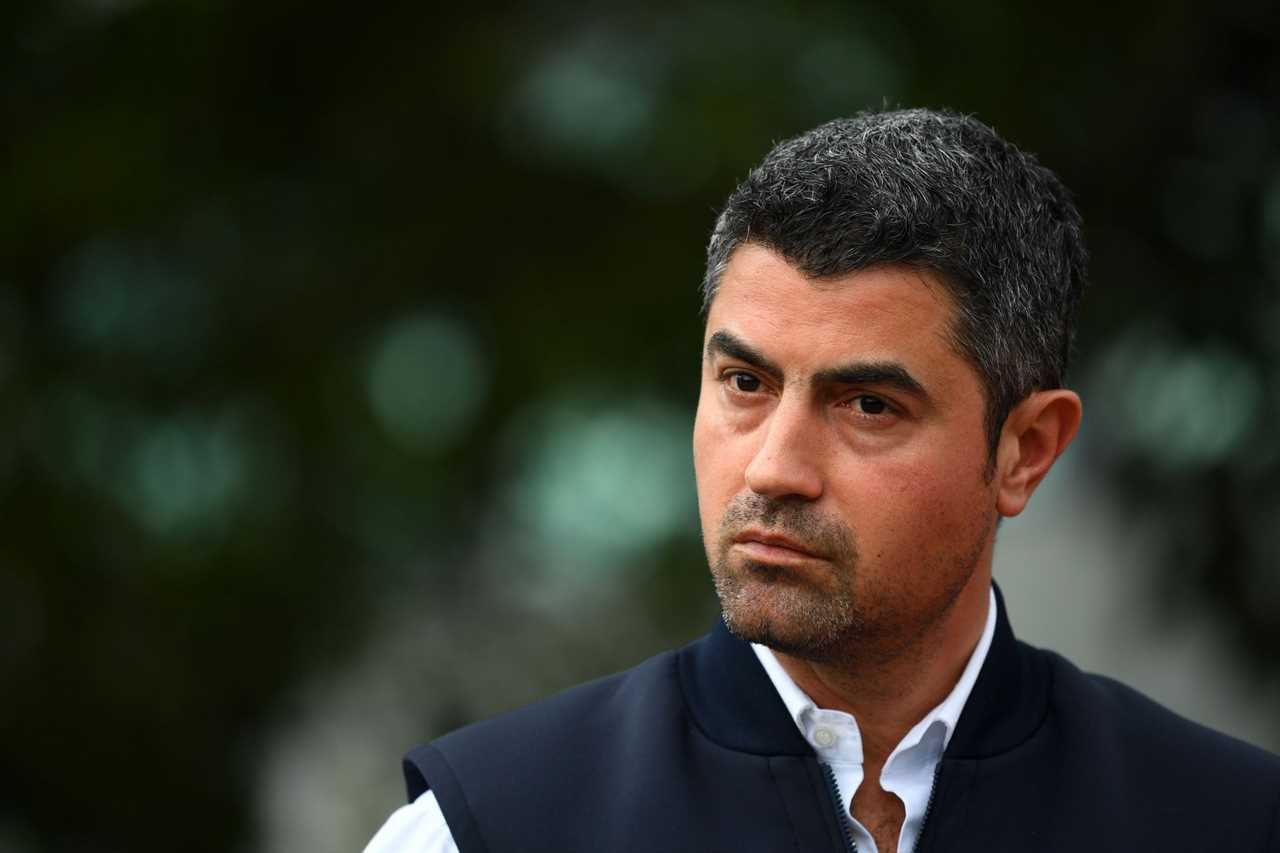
[3,1,1279,851]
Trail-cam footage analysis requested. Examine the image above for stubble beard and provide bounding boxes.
[709,492,990,667]
[709,494,864,663]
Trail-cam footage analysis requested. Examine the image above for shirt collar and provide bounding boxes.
[751,585,998,755]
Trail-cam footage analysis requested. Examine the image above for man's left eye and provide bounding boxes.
[855,395,887,415]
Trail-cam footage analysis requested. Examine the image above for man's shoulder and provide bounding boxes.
[405,631,709,803]
[436,640,688,751]
[398,636,714,852]
[1035,642,1280,778]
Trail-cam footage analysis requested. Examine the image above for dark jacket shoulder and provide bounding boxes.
[402,609,1280,853]
[1048,644,1280,782]
[989,643,1280,851]
[408,644,686,799]
[405,632,833,853]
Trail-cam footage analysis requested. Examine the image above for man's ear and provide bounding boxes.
[994,389,1082,518]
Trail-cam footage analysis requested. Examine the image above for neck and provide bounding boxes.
[772,568,992,765]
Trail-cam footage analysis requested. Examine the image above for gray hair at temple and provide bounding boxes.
[701,108,1089,458]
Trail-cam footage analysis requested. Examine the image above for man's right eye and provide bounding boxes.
[729,372,762,393]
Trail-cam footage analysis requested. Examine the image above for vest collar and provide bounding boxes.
[676,583,1049,759]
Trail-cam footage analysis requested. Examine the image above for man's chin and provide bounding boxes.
[717,591,854,661]
[721,609,801,651]
[711,556,858,654]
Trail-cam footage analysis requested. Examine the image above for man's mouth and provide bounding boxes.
[730,528,825,562]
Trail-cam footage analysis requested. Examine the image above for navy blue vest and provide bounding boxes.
[404,589,1280,852]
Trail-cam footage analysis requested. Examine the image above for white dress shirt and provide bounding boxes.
[363,588,996,853]
[363,789,457,853]
[750,587,996,853]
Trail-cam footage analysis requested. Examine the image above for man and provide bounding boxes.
[365,109,1280,852]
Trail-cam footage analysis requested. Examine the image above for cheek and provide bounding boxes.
[836,449,990,555]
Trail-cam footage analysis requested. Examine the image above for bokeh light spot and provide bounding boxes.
[512,38,654,160]
[55,238,213,368]
[366,314,488,452]
[127,419,248,536]
[1092,332,1262,470]
[504,395,695,574]
[26,387,283,544]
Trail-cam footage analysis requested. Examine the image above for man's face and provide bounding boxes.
[692,244,999,662]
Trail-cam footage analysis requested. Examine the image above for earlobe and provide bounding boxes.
[995,390,1082,518]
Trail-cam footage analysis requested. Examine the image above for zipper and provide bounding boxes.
[822,759,941,853]
[910,763,942,853]
[820,761,858,852]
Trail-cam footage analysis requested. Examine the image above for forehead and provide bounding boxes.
[705,244,962,375]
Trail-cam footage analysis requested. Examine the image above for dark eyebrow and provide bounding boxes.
[706,328,931,402]
[705,330,784,383]
[814,362,931,402]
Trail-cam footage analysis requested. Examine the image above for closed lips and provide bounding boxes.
[732,530,823,558]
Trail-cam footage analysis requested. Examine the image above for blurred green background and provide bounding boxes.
[3,1,1280,851]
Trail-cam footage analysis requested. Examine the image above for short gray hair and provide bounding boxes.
[702,109,1088,455]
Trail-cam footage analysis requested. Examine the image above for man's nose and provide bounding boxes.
[743,396,824,501]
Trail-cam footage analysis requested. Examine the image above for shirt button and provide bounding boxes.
[813,727,837,748]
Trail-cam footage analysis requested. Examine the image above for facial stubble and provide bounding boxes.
[710,493,864,662]
[710,491,991,666]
